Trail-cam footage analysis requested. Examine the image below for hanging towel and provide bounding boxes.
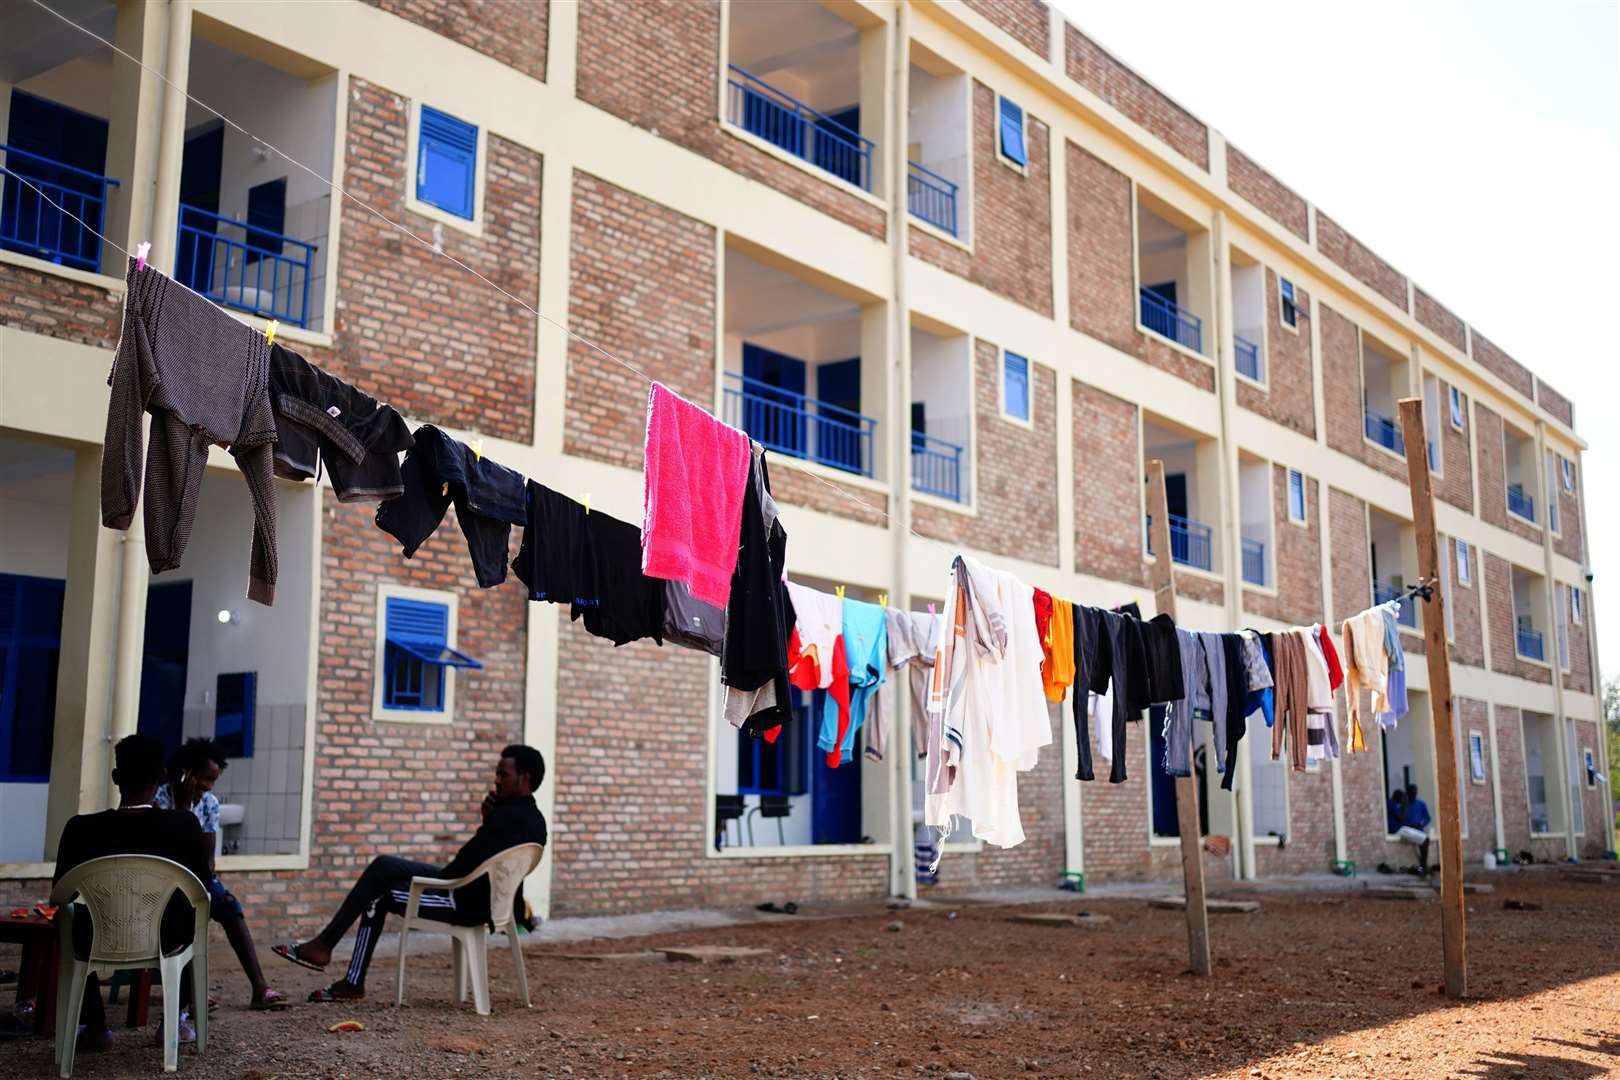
[641,382,752,608]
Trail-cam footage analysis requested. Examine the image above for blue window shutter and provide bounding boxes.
[1004,351,1030,421]
[998,97,1027,166]
[417,106,478,220]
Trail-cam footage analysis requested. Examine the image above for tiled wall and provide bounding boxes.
[184,703,306,856]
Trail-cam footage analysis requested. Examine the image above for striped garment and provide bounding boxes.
[101,258,280,604]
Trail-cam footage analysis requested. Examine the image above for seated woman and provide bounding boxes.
[156,737,284,1010]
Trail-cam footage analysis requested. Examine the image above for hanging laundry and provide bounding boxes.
[268,343,414,502]
[821,598,887,767]
[785,582,842,691]
[102,258,280,604]
[662,580,726,656]
[1040,596,1075,704]
[1316,624,1344,691]
[1072,606,1159,784]
[1340,607,1393,752]
[375,425,526,589]
[1163,629,1212,779]
[1300,626,1338,766]
[1240,631,1275,728]
[1270,630,1311,771]
[512,481,596,605]
[641,381,752,608]
[866,607,933,763]
[1377,604,1409,727]
[721,446,793,738]
[1215,633,1248,788]
[568,509,665,647]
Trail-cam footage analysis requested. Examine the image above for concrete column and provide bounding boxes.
[1535,420,1578,859]
[860,18,891,203]
[102,0,167,269]
[44,450,126,853]
[1572,459,1614,852]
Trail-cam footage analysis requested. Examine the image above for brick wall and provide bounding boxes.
[564,171,715,469]
[1339,697,1389,869]
[335,79,540,442]
[1445,535,1485,668]
[1314,212,1408,312]
[1573,719,1607,858]
[914,340,1059,565]
[910,82,1053,317]
[1472,403,1540,545]
[1242,467,1323,627]
[1470,331,1534,401]
[1318,304,1406,483]
[1252,758,1337,877]
[1565,584,1593,694]
[939,705,1068,890]
[1173,569,1224,608]
[1225,145,1307,241]
[1066,143,1215,392]
[1553,461,1584,563]
[1064,25,1208,170]
[1494,705,1531,854]
[1328,488,1370,626]
[1483,553,1551,685]
[962,0,1049,58]
[0,263,122,349]
[1536,379,1574,428]
[362,0,546,82]
[1434,378,1474,513]
[549,618,889,914]
[575,0,886,239]
[1413,287,1466,352]
[1457,697,1496,864]
[1072,379,1144,586]
[1079,724,1235,885]
[770,463,889,527]
[1235,269,1315,437]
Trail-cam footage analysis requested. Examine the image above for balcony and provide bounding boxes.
[723,371,875,477]
[1146,513,1214,572]
[911,431,963,502]
[1139,286,1202,353]
[176,204,318,328]
[1516,622,1546,662]
[1241,537,1266,586]
[726,65,873,192]
[907,161,958,236]
[1364,406,1406,455]
[1507,483,1536,522]
[1374,580,1418,628]
[1234,334,1262,382]
[0,145,119,273]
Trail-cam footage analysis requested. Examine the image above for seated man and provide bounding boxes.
[274,744,547,1002]
[1396,782,1433,874]
[1386,788,1407,834]
[53,734,213,1053]
[156,737,284,1009]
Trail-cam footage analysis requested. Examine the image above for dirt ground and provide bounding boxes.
[5,870,1619,1079]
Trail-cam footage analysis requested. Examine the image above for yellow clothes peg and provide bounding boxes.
[472,437,484,462]
[264,319,279,346]
[582,492,591,515]
[835,584,846,601]
[878,592,889,609]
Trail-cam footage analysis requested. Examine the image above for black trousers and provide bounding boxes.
[316,855,473,989]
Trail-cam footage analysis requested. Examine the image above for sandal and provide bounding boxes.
[250,989,288,1011]
[272,943,327,972]
[307,983,364,1004]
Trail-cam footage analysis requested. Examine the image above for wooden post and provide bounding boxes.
[1397,399,1468,998]
[1146,459,1212,976]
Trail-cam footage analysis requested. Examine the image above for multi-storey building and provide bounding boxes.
[0,0,1608,933]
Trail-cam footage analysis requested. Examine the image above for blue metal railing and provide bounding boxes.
[911,431,963,502]
[1241,537,1266,586]
[907,161,958,236]
[722,371,876,477]
[1364,406,1405,454]
[726,65,874,192]
[1146,513,1214,571]
[177,203,317,328]
[1374,580,1417,628]
[1507,483,1536,521]
[0,144,119,272]
[1139,287,1202,353]
[1516,623,1545,662]
[1234,334,1262,381]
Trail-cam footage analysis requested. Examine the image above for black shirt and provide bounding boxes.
[514,481,595,604]
[54,807,211,956]
[569,509,665,646]
[440,795,548,926]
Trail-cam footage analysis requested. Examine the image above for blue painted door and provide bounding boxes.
[742,343,807,455]
[176,124,223,295]
[0,574,65,782]
[136,581,192,756]
[1,90,109,270]
[814,106,861,186]
[811,742,862,845]
[815,358,863,473]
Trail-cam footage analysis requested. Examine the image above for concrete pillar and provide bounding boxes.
[1535,420,1578,859]
[102,0,167,270]
[859,18,890,202]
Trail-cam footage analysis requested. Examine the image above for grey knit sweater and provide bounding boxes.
[101,259,280,604]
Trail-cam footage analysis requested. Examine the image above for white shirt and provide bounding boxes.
[786,581,843,690]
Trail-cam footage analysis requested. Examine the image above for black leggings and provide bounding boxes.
[316,855,441,951]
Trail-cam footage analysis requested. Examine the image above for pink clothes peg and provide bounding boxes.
[135,241,151,271]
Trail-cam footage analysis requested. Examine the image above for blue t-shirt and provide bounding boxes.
[1404,798,1431,831]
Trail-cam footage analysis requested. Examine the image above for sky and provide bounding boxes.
[1052,0,1620,683]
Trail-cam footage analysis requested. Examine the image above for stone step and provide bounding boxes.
[1363,885,1437,901]
[1148,896,1260,914]
[1006,913,1114,928]
[657,945,773,964]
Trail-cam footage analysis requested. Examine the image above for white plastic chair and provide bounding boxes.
[49,855,209,1077]
[394,842,543,1015]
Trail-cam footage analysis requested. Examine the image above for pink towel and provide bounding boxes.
[641,382,752,607]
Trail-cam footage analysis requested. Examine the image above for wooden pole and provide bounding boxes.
[1397,398,1468,998]
[1146,459,1212,976]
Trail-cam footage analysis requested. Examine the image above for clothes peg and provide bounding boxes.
[878,592,889,609]
[472,437,484,462]
[835,585,846,601]
[582,492,591,515]
[927,602,936,617]
[264,319,279,346]
[135,241,150,271]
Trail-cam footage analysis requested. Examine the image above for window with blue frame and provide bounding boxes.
[1002,350,1030,421]
[0,574,65,782]
[998,95,1027,167]
[736,698,809,798]
[381,595,482,714]
[1287,468,1307,523]
[416,106,478,220]
[1279,277,1298,328]
[214,672,256,759]
[1,90,112,271]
